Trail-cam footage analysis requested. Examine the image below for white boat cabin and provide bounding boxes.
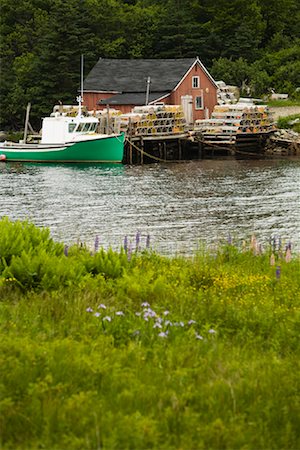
[41,115,99,144]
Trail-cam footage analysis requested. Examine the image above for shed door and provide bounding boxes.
[181,95,193,125]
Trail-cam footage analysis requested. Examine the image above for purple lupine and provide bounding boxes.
[276,266,281,280]
[127,242,133,261]
[64,245,69,256]
[123,236,128,252]
[286,241,292,251]
[227,234,232,245]
[94,235,100,253]
[146,234,151,249]
[135,231,141,251]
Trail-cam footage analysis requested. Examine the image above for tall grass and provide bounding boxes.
[0,218,299,449]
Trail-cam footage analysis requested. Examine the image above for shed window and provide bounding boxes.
[195,95,203,110]
[192,76,200,88]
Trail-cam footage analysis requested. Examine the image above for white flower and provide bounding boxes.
[103,316,111,322]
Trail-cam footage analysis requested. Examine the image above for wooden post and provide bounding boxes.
[106,104,110,134]
[129,118,133,165]
[198,140,202,159]
[140,137,144,165]
[178,139,182,160]
[163,141,167,161]
[23,102,31,143]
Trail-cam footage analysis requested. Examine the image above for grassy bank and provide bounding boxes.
[0,218,299,450]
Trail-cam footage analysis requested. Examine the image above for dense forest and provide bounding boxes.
[0,0,300,130]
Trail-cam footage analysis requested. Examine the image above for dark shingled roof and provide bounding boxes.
[84,58,197,93]
[98,92,169,106]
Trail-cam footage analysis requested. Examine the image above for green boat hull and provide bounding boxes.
[0,134,125,163]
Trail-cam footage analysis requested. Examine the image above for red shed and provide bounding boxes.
[83,57,218,122]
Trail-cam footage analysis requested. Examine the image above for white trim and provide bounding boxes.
[173,57,218,92]
[192,76,200,88]
[148,92,170,104]
[195,94,204,110]
[83,90,120,94]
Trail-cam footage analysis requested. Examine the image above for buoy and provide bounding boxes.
[0,154,7,161]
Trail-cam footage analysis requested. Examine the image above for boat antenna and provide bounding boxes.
[76,54,84,116]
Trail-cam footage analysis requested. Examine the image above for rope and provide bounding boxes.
[126,138,178,163]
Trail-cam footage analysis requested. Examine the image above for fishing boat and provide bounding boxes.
[0,109,125,163]
[0,56,125,163]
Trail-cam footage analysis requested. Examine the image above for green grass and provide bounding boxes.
[276,114,300,133]
[266,98,300,107]
[0,218,300,449]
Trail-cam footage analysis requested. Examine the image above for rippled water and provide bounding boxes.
[0,158,299,254]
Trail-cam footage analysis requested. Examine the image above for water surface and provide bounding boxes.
[0,158,299,254]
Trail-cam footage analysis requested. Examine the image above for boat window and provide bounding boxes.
[90,123,97,132]
[76,123,85,132]
[68,123,76,133]
[82,123,91,132]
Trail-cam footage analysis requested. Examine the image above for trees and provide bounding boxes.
[0,0,299,130]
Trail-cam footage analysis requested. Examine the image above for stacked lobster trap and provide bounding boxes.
[194,102,275,144]
[120,105,186,136]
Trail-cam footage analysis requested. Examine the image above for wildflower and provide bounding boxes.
[195,333,203,340]
[153,322,162,329]
[127,242,133,261]
[158,331,168,338]
[64,245,69,256]
[94,235,100,253]
[94,312,101,317]
[141,302,150,307]
[132,330,140,336]
[116,311,124,316]
[286,241,292,251]
[146,234,150,249]
[270,253,275,266]
[188,320,196,325]
[86,307,93,312]
[250,235,257,252]
[98,304,106,309]
[163,310,170,316]
[135,231,141,251]
[135,312,141,317]
[285,248,292,263]
[276,266,281,280]
[208,329,216,334]
[179,321,185,327]
[165,320,173,327]
[123,236,128,252]
[227,234,232,245]
[103,316,112,322]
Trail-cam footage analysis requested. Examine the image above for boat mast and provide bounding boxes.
[77,54,84,117]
